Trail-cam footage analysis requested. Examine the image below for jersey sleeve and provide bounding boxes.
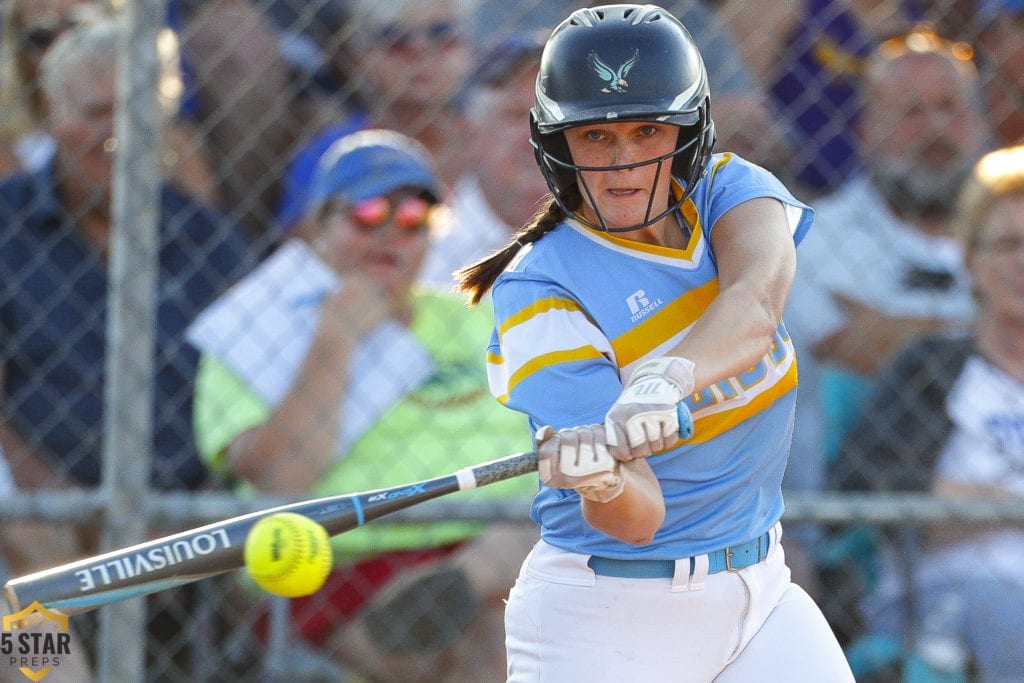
[700,153,815,246]
[487,273,623,431]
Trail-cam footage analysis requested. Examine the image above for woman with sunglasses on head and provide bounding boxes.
[188,129,538,682]
[458,5,853,680]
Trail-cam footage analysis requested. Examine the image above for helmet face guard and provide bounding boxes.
[530,4,716,232]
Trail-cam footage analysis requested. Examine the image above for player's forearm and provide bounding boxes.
[663,198,794,391]
[667,278,787,392]
[581,459,665,545]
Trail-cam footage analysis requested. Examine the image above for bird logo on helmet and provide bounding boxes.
[588,49,640,93]
[529,3,717,232]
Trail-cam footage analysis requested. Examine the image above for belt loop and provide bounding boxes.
[689,553,709,591]
[670,558,689,592]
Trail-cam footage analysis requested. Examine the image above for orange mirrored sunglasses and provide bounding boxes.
[346,196,433,233]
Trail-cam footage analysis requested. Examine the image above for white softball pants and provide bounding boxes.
[504,525,854,682]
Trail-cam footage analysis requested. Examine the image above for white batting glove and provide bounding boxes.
[535,425,624,503]
[605,357,696,461]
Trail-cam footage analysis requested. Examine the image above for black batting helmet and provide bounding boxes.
[530,4,716,231]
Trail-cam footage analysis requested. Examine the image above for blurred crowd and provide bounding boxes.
[0,0,1021,681]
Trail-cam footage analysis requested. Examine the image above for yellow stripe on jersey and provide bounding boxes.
[686,355,799,444]
[676,198,704,260]
[594,231,684,257]
[497,295,590,337]
[491,344,608,405]
[578,193,707,263]
[612,278,720,367]
[709,153,734,182]
[490,295,613,403]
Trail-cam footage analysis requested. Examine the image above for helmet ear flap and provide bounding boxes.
[670,105,716,198]
[529,112,546,173]
[671,125,700,182]
[530,113,577,200]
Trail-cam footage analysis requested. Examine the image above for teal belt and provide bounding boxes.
[587,531,771,578]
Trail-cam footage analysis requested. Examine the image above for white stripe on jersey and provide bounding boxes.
[486,296,615,404]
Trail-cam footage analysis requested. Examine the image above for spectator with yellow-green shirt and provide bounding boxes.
[187,129,537,682]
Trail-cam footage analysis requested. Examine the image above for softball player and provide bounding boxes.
[458,5,854,681]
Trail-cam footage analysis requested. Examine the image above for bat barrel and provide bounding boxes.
[5,517,259,614]
[3,450,539,616]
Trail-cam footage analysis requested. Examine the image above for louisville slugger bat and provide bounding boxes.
[4,450,538,616]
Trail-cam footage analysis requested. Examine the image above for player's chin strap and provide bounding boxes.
[573,163,687,234]
[542,129,706,233]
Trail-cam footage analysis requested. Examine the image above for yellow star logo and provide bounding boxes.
[3,601,70,681]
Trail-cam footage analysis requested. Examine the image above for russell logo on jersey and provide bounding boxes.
[626,289,663,322]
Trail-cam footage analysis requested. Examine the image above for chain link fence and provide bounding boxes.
[0,0,1021,680]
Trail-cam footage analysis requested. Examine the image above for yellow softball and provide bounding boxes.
[244,512,332,598]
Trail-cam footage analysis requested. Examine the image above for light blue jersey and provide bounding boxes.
[487,153,813,559]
